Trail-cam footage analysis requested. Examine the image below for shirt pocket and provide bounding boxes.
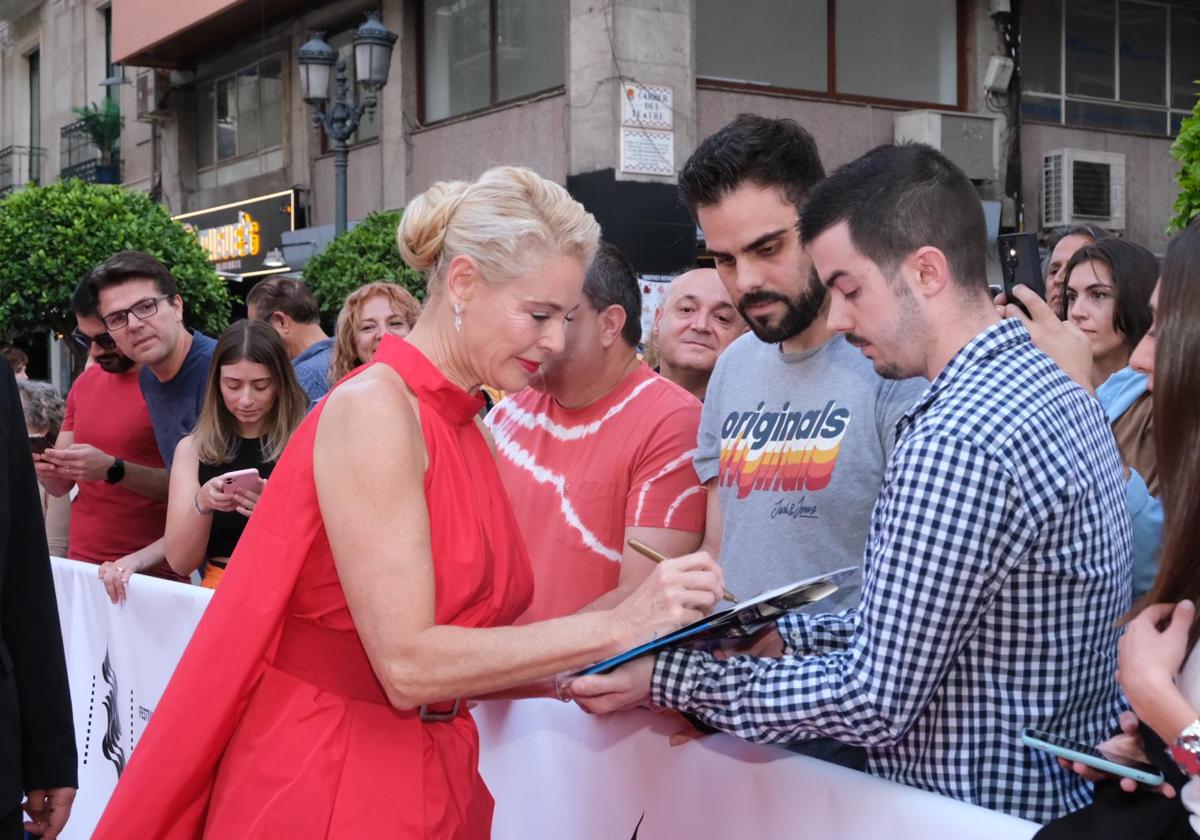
[555,479,620,550]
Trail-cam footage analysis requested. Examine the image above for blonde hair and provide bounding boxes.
[193,320,308,465]
[396,166,601,294]
[328,282,423,384]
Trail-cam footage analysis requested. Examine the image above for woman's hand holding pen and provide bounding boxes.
[607,550,724,652]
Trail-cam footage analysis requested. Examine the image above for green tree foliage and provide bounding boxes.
[1169,85,1200,233]
[302,210,426,319]
[0,179,230,343]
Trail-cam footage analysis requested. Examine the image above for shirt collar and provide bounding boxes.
[897,318,1030,433]
[294,337,333,364]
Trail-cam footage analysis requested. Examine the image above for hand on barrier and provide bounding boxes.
[1056,710,1177,798]
[97,561,134,604]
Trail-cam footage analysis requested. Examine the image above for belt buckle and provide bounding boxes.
[418,698,461,722]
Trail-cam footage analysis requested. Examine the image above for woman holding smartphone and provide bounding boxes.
[164,319,307,588]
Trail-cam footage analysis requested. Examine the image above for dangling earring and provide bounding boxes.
[453,303,463,333]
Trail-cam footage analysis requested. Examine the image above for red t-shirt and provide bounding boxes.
[486,364,706,623]
[62,366,177,578]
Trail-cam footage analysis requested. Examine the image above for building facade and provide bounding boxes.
[2,0,1195,281]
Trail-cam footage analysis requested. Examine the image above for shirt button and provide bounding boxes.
[790,631,801,644]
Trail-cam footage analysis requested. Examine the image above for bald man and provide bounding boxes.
[650,268,746,401]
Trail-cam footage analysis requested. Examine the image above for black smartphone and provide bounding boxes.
[28,435,51,454]
[998,232,1046,316]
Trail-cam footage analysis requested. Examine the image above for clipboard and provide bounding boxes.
[571,566,859,677]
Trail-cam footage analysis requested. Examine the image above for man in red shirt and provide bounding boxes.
[486,242,707,625]
[34,275,178,593]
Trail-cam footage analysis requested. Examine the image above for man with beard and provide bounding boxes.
[34,273,180,592]
[681,115,925,609]
[650,268,746,401]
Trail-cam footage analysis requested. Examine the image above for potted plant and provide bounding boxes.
[71,98,123,184]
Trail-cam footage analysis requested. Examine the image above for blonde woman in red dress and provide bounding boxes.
[92,166,723,839]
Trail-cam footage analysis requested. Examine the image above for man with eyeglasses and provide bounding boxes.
[34,273,184,601]
[88,251,217,472]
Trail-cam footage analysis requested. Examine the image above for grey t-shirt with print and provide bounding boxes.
[697,332,926,605]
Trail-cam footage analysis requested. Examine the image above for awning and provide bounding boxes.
[112,0,298,68]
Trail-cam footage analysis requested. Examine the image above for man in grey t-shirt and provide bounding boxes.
[698,331,923,603]
[668,115,925,768]
[682,115,925,604]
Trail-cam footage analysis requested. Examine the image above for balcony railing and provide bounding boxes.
[59,120,122,183]
[0,145,46,195]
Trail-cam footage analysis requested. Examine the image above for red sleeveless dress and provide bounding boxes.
[92,336,534,839]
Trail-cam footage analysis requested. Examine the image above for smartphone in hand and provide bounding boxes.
[220,468,262,495]
[1022,727,1166,786]
[998,233,1046,317]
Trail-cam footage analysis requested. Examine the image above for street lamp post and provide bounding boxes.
[297,12,397,237]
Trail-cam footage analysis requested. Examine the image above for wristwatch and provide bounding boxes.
[1170,719,1200,776]
[104,456,125,485]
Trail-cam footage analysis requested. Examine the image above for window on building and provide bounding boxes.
[696,0,961,108]
[196,56,284,189]
[1022,0,1200,137]
[421,0,565,123]
[103,7,114,88]
[28,50,40,150]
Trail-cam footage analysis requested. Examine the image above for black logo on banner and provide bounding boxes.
[100,650,126,777]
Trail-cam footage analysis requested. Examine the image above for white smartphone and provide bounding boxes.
[219,468,262,495]
[1022,727,1166,787]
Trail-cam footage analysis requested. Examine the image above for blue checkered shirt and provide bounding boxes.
[651,319,1131,823]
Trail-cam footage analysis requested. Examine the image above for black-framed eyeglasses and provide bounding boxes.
[70,328,118,351]
[101,295,172,331]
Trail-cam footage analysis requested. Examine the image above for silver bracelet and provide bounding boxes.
[193,492,213,516]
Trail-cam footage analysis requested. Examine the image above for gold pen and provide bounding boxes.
[627,538,738,604]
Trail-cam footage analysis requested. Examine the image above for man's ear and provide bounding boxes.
[444,255,483,306]
[597,304,628,349]
[270,311,293,335]
[906,246,952,300]
[651,304,665,340]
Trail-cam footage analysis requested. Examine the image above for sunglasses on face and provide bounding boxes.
[70,329,118,351]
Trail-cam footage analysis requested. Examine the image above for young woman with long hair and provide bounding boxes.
[1061,237,1163,595]
[163,319,307,588]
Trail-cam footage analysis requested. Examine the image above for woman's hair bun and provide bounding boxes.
[396,180,472,271]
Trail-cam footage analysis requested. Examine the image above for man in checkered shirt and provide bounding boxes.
[571,143,1132,823]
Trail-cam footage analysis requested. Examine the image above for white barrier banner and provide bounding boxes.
[51,557,1038,840]
[49,557,213,839]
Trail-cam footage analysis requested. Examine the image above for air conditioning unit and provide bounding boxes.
[135,70,171,122]
[1042,149,1126,231]
[894,110,1000,181]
